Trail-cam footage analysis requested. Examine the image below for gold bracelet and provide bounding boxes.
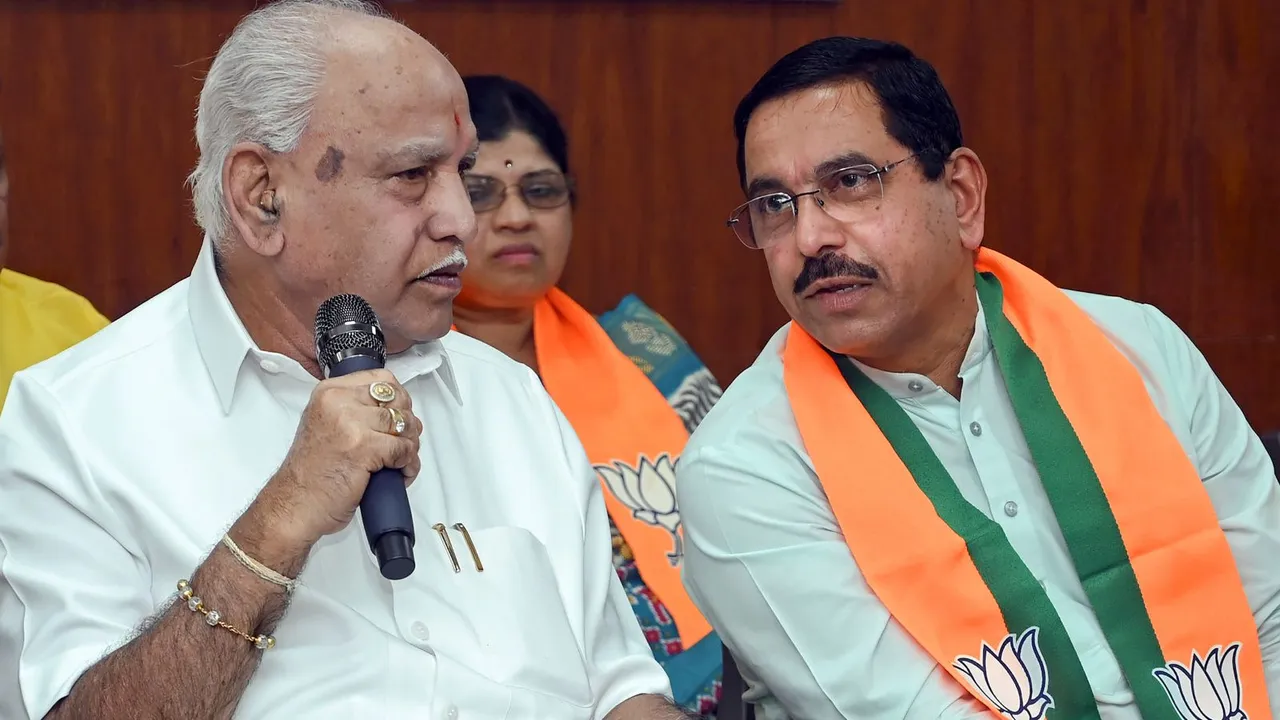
[177,579,276,650]
[221,534,298,592]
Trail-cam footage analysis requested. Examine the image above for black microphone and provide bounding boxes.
[314,294,416,580]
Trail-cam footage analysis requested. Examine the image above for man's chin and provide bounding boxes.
[795,313,881,358]
[383,313,454,355]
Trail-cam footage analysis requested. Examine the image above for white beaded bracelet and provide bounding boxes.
[176,579,276,650]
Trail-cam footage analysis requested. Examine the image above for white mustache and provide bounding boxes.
[418,247,468,278]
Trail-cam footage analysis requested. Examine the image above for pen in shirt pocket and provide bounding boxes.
[431,522,483,573]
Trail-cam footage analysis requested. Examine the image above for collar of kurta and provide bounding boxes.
[187,239,460,414]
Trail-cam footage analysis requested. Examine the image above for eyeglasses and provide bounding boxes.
[465,172,574,213]
[726,155,916,250]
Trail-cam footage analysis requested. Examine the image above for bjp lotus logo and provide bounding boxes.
[1153,644,1248,720]
[595,453,683,565]
[953,627,1054,720]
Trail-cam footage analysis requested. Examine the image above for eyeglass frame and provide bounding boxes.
[464,171,576,214]
[726,154,917,250]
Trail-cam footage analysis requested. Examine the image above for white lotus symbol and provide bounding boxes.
[594,454,682,565]
[1153,644,1248,720]
[954,627,1054,720]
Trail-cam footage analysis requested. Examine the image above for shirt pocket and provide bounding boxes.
[447,525,594,709]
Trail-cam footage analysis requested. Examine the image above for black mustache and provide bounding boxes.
[794,253,879,295]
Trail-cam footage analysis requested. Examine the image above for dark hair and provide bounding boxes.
[462,75,570,176]
[733,37,963,189]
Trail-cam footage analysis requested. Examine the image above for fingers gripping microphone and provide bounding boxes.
[315,294,415,580]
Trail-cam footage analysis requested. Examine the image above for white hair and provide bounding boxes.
[187,0,393,246]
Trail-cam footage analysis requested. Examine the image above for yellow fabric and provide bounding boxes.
[0,268,109,409]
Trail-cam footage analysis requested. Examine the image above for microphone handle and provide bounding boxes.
[362,468,416,580]
[329,354,416,581]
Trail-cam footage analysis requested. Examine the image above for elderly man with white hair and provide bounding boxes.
[0,1,689,718]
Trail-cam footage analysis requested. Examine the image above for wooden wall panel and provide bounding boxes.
[1,0,1277,429]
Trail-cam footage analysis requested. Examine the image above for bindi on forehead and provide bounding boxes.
[453,110,461,129]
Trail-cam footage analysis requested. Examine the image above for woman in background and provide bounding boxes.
[453,74,723,717]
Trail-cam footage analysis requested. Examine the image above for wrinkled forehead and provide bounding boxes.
[306,25,473,164]
[743,82,892,188]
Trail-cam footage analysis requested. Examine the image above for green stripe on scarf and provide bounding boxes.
[978,272,1176,718]
[835,356,1102,718]
[829,271,1185,718]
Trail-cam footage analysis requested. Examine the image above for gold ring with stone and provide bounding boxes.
[386,407,407,436]
[369,381,397,406]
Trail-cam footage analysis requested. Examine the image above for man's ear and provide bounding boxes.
[946,147,987,252]
[224,142,285,258]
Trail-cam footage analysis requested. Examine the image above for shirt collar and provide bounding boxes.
[847,292,993,400]
[187,238,462,414]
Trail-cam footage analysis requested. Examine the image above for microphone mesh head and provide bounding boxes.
[314,294,385,372]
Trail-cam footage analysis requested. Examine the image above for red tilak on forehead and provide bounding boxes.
[453,111,461,128]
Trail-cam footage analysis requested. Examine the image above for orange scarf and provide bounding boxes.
[783,249,1269,718]
[533,288,711,648]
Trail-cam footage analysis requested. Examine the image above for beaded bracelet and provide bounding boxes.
[176,579,276,650]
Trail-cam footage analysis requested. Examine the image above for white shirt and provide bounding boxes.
[677,291,1280,720]
[0,241,671,720]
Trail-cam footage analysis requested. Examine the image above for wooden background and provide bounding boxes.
[1,0,1277,430]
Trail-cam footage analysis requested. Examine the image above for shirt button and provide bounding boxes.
[444,705,459,720]
[259,359,280,373]
[969,421,983,437]
[410,621,429,641]
[1004,501,1019,517]
[907,380,924,392]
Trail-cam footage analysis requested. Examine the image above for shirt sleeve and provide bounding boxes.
[529,369,673,718]
[1144,305,1280,710]
[676,415,993,720]
[0,371,153,719]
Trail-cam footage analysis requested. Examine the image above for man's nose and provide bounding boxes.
[792,193,846,258]
[428,173,478,244]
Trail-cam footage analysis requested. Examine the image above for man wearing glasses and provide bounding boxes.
[676,36,1280,719]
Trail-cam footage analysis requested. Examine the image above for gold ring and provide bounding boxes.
[369,381,397,406]
[387,407,407,436]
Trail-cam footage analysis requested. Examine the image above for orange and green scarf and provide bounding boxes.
[534,287,713,649]
[784,249,1270,719]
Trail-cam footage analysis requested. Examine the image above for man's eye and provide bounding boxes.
[761,195,792,214]
[397,167,427,181]
[837,171,870,188]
